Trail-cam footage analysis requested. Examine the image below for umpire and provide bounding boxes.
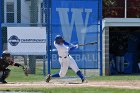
[0,50,23,83]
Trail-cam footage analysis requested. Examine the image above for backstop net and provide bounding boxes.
[0,0,47,77]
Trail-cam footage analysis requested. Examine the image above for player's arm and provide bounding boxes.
[9,61,23,67]
[63,41,71,46]
[69,44,78,51]
[63,41,78,50]
[64,41,76,47]
[14,63,23,67]
[9,60,28,76]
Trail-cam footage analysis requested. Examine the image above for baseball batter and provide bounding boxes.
[46,35,86,83]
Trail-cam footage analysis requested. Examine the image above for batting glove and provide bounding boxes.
[75,44,79,48]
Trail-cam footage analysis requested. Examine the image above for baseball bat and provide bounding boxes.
[78,42,97,46]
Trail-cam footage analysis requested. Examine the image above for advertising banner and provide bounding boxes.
[7,27,46,55]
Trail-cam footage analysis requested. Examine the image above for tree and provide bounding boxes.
[103,0,140,18]
[103,0,125,18]
[127,0,140,18]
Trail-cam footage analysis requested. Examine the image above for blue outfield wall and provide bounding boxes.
[50,0,102,69]
[52,51,98,69]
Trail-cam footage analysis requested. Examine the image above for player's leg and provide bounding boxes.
[0,69,11,83]
[58,60,69,77]
[68,55,86,83]
[46,59,69,82]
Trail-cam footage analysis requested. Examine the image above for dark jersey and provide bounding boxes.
[0,58,14,71]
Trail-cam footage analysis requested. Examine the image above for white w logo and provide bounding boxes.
[56,8,92,45]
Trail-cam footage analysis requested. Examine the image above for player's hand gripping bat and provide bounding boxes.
[78,42,97,46]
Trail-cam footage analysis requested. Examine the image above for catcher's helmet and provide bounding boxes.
[2,50,11,58]
[55,35,64,44]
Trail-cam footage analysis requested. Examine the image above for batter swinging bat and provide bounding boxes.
[78,42,97,46]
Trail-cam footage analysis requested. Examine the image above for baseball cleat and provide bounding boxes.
[0,80,7,84]
[46,74,52,82]
[82,79,88,83]
[0,78,7,84]
[2,80,7,84]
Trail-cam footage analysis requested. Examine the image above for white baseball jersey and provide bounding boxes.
[54,41,69,57]
[54,41,80,77]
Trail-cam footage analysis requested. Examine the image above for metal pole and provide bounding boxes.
[43,55,46,78]
[100,0,103,76]
[44,0,51,75]
[28,0,38,74]
[125,0,127,18]
[0,0,2,57]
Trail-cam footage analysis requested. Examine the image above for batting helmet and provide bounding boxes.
[2,50,11,58]
[55,35,64,44]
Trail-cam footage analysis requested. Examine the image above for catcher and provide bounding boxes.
[0,50,26,83]
[46,35,86,83]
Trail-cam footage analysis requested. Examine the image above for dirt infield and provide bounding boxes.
[0,79,140,89]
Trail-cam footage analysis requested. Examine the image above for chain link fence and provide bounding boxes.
[1,0,46,76]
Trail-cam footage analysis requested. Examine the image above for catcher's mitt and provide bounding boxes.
[22,66,28,76]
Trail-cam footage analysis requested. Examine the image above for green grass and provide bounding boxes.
[1,66,140,93]
[7,66,44,82]
[89,75,140,81]
[6,65,140,82]
[0,87,140,93]
[7,65,78,82]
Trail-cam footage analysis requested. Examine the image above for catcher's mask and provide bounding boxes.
[55,35,64,44]
[2,50,11,59]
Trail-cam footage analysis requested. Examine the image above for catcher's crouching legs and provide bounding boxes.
[0,69,11,83]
